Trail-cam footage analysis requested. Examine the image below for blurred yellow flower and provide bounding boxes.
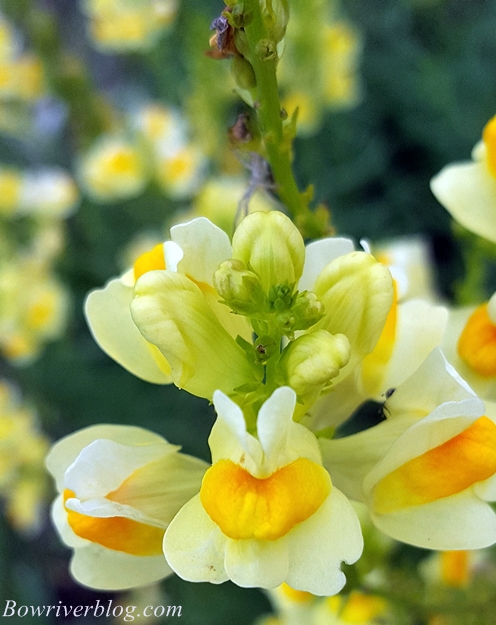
[77,135,149,202]
[0,255,69,364]
[0,381,50,534]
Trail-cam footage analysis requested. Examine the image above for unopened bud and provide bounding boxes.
[292,291,325,331]
[232,211,305,293]
[279,330,350,396]
[213,259,265,315]
[232,55,257,91]
[261,0,289,45]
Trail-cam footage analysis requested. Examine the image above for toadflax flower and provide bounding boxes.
[85,217,256,392]
[46,424,208,590]
[431,113,496,243]
[163,387,363,596]
[320,348,496,550]
[441,290,496,402]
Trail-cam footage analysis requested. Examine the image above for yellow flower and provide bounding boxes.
[321,349,496,550]
[0,256,69,364]
[77,135,149,202]
[163,388,363,595]
[46,423,208,590]
[86,217,253,389]
[431,114,496,243]
[441,291,496,402]
[0,380,50,534]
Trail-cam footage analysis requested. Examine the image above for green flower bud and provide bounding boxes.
[291,290,325,331]
[279,330,350,396]
[213,259,265,315]
[232,211,305,294]
[231,55,257,91]
[261,0,289,45]
[267,283,295,311]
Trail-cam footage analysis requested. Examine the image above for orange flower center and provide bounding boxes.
[200,458,331,540]
[457,303,496,377]
[373,416,496,514]
[64,489,164,556]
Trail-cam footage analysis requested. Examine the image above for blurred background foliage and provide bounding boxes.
[1,0,496,623]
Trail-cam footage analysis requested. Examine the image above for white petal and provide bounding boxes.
[285,489,363,596]
[70,543,171,590]
[431,161,496,244]
[107,452,208,522]
[210,390,263,470]
[171,217,232,285]
[224,537,289,589]
[370,490,496,550]
[385,348,477,420]
[50,495,87,549]
[163,494,228,583]
[65,439,175,499]
[85,279,171,384]
[256,387,296,462]
[299,238,355,292]
[46,424,166,491]
[163,240,184,272]
[64,497,164,527]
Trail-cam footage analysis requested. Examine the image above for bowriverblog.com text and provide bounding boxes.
[3,599,182,621]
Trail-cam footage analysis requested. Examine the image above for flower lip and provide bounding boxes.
[200,457,331,540]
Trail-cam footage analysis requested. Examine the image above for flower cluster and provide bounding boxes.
[77,103,206,203]
[47,200,496,597]
[37,0,496,618]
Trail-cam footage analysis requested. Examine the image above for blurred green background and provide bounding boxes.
[1,0,496,623]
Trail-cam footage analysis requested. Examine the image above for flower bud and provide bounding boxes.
[213,259,266,315]
[232,211,305,293]
[279,330,350,396]
[261,0,289,45]
[231,55,257,91]
[291,290,325,331]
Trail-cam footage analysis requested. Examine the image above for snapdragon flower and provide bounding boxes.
[163,387,363,595]
[85,217,254,389]
[441,290,496,401]
[321,349,496,550]
[46,424,208,590]
[431,113,496,243]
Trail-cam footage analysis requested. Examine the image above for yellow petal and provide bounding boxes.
[373,416,496,514]
[133,243,166,281]
[457,303,496,377]
[200,458,331,540]
[483,114,496,178]
[64,490,164,557]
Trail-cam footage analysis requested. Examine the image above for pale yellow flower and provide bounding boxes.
[163,388,363,595]
[46,424,208,590]
[431,114,496,243]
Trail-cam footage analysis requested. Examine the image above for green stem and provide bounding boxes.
[242,1,325,236]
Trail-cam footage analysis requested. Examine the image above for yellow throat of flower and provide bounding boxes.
[133,243,166,282]
[483,115,496,178]
[63,489,164,556]
[373,416,496,514]
[457,302,496,378]
[200,458,331,540]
